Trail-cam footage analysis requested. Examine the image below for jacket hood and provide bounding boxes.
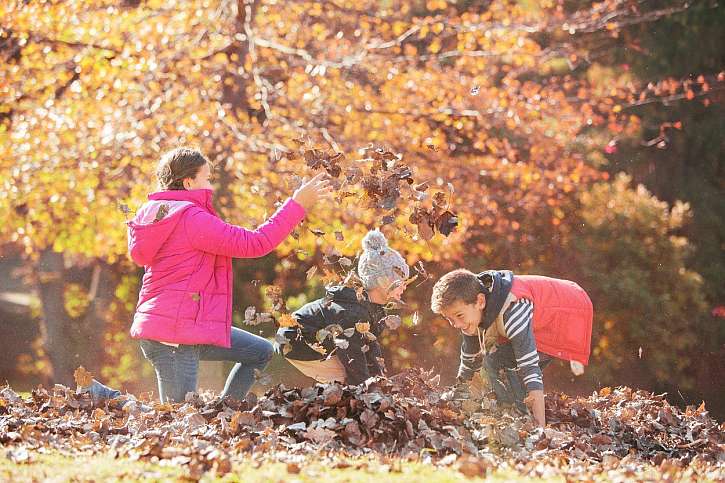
[126,189,215,266]
[478,270,514,330]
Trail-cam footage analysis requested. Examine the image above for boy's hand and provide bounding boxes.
[524,390,546,427]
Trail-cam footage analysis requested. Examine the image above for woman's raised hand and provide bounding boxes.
[292,173,333,211]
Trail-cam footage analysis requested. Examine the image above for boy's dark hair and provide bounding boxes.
[430,269,482,314]
[156,147,209,190]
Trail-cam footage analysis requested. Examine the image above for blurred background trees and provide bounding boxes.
[1,0,722,416]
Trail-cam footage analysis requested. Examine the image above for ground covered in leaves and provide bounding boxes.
[1,370,723,481]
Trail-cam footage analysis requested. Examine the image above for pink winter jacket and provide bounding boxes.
[127,189,305,348]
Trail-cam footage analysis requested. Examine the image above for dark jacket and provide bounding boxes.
[279,286,387,385]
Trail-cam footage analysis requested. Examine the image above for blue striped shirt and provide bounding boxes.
[458,299,544,391]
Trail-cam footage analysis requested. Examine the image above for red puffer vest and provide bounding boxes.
[506,276,593,364]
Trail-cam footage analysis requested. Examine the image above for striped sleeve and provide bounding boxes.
[457,333,483,382]
[502,299,544,391]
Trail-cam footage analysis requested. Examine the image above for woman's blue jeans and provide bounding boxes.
[139,327,273,403]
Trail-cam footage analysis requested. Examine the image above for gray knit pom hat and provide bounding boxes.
[357,230,410,290]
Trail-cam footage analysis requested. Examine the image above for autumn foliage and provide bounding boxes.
[1,0,723,422]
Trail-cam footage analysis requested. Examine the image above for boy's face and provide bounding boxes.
[439,293,486,336]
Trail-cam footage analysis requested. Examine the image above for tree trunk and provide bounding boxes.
[37,249,75,385]
[36,250,117,385]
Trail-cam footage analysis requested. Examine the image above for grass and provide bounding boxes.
[0,450,551,483]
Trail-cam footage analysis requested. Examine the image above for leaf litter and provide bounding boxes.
[1,369,723,480]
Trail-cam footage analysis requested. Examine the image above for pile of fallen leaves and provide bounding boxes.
[1,369,723,480]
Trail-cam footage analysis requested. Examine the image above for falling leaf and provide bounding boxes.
[414,181,430,192]
[382,315,402,330]
[418,222,434,241]
[153,204,169,223]
[243,306,257,325]
[278,314,301,328]
[436,211,458,236]
[73,366,93,388]
[316,328,331,343]
[309,228,326,237]
[355,322,371,334]
[265,285,287,312]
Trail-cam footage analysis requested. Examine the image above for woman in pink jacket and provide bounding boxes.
[125,147,331,402]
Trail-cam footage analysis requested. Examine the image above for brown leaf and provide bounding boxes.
[303,427,336,444]
[591,433,614,446]
[153,204,169,222]
[382,315,402,330]
[417,222,434,241]
[278,314,300,328]
[73,366,93,388]
[323,384,343,406]
[360,409,379,429]
[435,210,458,236]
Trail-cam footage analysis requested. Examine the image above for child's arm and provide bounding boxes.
[524,390,545,427]
[502,299,546,426]
[183,173,331,258]
[457,334,484,382]
[184,199,305,258]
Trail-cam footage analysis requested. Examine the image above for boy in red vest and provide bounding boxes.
[430,269,593,427]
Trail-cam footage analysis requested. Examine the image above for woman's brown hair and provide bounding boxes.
[156,147,209,190]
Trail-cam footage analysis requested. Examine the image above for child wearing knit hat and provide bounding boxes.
[277,230,410,385]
